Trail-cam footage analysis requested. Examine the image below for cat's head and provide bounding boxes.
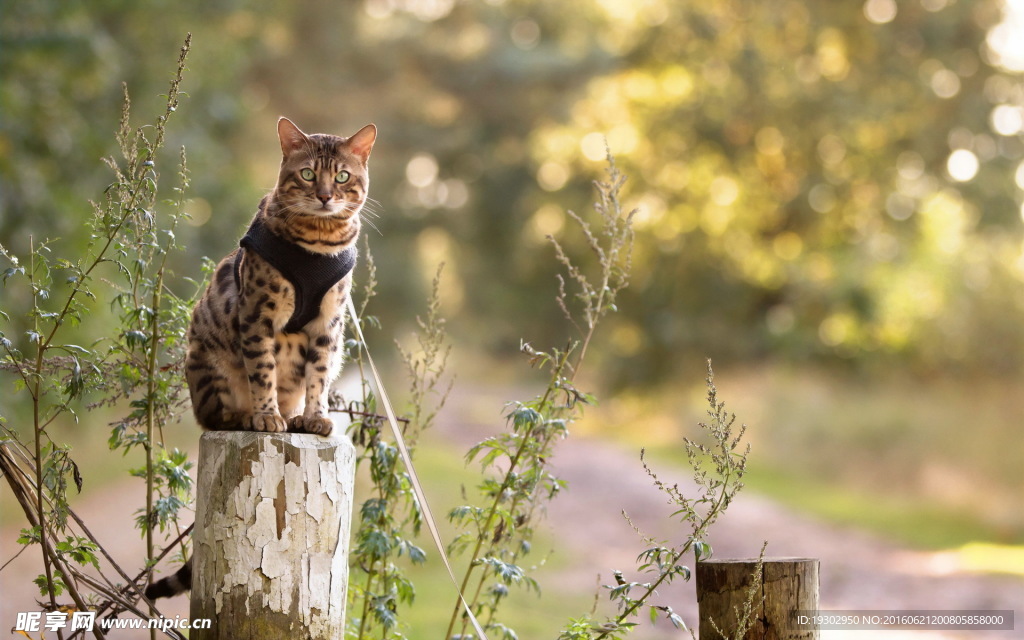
[274,117,376,219]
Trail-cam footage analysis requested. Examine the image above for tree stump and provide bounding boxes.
[189,428,356,639]
[696,558,819,640]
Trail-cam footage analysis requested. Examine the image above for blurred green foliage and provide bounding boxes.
[4,0,1024,385]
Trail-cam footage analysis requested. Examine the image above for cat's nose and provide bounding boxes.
[317,194,331,205]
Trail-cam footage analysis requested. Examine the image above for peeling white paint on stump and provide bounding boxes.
[190,427,355,639]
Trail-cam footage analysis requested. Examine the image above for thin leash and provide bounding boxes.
[345,296,490,640]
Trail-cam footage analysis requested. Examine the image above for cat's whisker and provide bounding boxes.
[360,218,383,237]
[359,203,381,218]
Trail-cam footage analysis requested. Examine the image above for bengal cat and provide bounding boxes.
[146,117,375,601]
[186,116,375,437]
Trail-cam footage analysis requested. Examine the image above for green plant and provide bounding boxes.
[0,35,196,639]
[444,151,636,640]
[556,359,751,639]
[341,259,454,640]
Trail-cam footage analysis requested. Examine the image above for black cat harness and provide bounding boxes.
[233,217,356,334]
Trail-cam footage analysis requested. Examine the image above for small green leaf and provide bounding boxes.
[674,564,691,581]
[18,527,41,545]
[693,540,712,561]
[2,266,25,283]
[34,571,66,597]
[123,329,148,347]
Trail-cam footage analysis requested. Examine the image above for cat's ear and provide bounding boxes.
[277,117,309,156]
[347,124,377,163]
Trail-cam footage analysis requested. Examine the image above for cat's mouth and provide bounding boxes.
[308,200,344,215]
[307,201,360,221]
[288,195,360,220]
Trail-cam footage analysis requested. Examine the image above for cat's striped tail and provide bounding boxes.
[145,558,192,600]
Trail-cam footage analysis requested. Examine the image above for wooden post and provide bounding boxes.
[189,428,356,639]
[696,558,819,640]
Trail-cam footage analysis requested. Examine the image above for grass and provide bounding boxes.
[958,542,1024,576]
[742,463,1005,549]
[591,361,1024,551]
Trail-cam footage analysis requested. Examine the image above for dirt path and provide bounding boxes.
[433,384,1024,640]
[2,381,1021,639]
[537,436,1023,639]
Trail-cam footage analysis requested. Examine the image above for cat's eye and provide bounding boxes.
[335,170,351,184]
[300,168,315,181]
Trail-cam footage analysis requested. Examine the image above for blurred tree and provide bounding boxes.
[527,0,1024,381]
[0,0,262,269]
[4,0,1024,387]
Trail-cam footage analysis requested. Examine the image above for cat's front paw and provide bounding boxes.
[288,415,334,436]
[247,412,288,433]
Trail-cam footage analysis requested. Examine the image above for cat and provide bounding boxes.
[186,116,374,436]
[145,116,375,601]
